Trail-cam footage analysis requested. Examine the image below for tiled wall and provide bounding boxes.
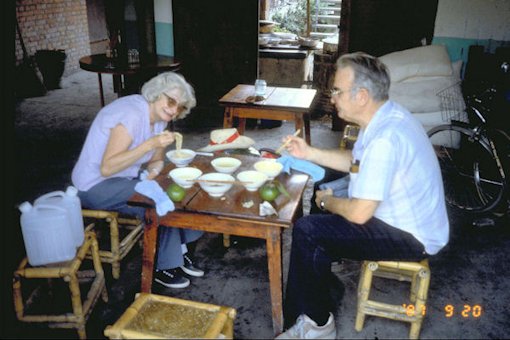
[15,0,91,76]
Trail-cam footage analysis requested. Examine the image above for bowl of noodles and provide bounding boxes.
[166,149,196,168]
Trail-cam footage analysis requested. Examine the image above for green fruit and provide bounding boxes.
[259,183,280,202]
[167,183,186,202]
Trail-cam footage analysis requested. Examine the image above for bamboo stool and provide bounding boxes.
[355,259,430,339]
[82,209,144,279]
[12,231,108,339]
[104,293,237,339]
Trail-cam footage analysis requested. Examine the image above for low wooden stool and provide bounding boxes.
[82,209,144,279]
[355,259,430,339]
[12,231,108,339]
[104,293,237,339]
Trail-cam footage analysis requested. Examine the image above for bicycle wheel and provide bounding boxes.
[428,123,506,213]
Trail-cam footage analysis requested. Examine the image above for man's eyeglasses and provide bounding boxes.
[329,87,352,98]
[162,93,188,114]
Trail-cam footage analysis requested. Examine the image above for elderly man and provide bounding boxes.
[276,52,449,339]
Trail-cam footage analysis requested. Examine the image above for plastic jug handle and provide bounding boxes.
[34,191,65,204]
[33,204,67,213]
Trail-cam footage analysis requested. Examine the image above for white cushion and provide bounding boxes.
[380,45,453,82]
[389,60,463,113]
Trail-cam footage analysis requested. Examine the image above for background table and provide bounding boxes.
[79,54,180,107]
[220,85,317,145]
[128,154,309,336]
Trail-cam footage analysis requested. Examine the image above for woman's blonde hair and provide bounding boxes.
[141,72,196,119]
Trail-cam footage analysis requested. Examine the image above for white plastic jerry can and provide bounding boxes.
[19,202,76,266]
[34,186,85,248]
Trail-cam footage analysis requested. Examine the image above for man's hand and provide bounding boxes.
[315,188,333,210]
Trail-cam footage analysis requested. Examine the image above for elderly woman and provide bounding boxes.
[72,72,203,289]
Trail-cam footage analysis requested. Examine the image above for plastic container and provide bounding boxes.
[34,186,85,248]
[19,202,76,266]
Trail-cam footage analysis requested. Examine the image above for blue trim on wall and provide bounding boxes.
[155,22,174,56]
[433,36,510,62]
[432,36,510,79]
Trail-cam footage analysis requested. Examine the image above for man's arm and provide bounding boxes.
[316,189,379,224]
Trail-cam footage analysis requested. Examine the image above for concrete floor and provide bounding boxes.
[4,70,510,339]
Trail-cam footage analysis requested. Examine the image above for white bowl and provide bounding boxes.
[237,170,268,192]
[198,172,235,198]
[166,149,196,168]
[211,157,242,174]
[253,160,284,180]
[168,167,202,189]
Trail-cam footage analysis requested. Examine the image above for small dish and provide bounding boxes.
[254,159,284,180]
[166,149,196,168]
[198,173,235,198]
[237,170,268,192]
[211,157,242,174]
[168,167,202,189]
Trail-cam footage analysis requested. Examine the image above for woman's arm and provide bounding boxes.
[145,148,166,180]
[100,125,174,177]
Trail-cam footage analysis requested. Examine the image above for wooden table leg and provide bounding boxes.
[223,107,234,128]
[141,209,159,293]
[238,117,246,135]
[97,73,105,107]
[295,117,305,142]
[266,229,284,336]
[304,114,311,145]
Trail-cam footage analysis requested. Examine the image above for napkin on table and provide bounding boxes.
[277,155,325,182]
[134,180,175,216]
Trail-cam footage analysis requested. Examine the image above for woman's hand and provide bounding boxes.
[283,135,310,159]
[150,130,175,149]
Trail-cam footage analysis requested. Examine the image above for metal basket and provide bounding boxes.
[437,81,469,123]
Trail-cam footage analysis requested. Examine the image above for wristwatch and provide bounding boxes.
[319,198,327,211]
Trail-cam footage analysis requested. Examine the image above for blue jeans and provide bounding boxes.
[284,213,427,327]
[78,177,203,270]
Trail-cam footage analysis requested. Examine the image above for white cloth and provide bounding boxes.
[134,180,175,216]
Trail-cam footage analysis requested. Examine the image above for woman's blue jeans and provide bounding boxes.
[78,177,203,270]
[284,213,427,327]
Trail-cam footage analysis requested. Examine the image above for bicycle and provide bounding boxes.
[427,62,510,217]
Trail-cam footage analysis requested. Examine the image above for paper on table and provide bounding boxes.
[259,201,278,217]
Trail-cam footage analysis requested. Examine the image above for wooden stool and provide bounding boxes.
[82,209,144,279]
[355,259,430,339]
[104,293,237,339]
[12,231,108,339]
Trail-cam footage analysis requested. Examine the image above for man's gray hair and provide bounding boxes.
[336,52,390,102]
[141,71,196,119]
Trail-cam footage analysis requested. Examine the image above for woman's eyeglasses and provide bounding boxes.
[162,93,187,114]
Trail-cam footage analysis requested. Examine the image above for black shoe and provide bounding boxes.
[154,269,190,288]
[180,254,205,277]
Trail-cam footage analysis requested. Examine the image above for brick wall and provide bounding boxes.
[15,0,91,76]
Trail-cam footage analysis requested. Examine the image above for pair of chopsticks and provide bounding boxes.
[275,129,301,154]
[192,179,253,185]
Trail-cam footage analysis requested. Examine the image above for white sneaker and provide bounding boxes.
[275,313,336,339]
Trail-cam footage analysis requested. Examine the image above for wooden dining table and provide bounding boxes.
[128,154,309,336]
[220,84,317,145]
[79,53,181,107]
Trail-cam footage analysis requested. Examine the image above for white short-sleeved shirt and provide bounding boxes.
[349,100,449,255]
[72,95,166,191]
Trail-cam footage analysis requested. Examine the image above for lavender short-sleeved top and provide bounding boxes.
[72,95,166,191]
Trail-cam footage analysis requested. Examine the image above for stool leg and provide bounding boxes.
[109,217,121,279]
[409,267,430,339]
[223,234,231,248]
[68,273,87,339]
[355,261,373,331]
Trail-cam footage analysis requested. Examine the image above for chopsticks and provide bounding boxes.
[192,179,253,185]
[275,129,301,154]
